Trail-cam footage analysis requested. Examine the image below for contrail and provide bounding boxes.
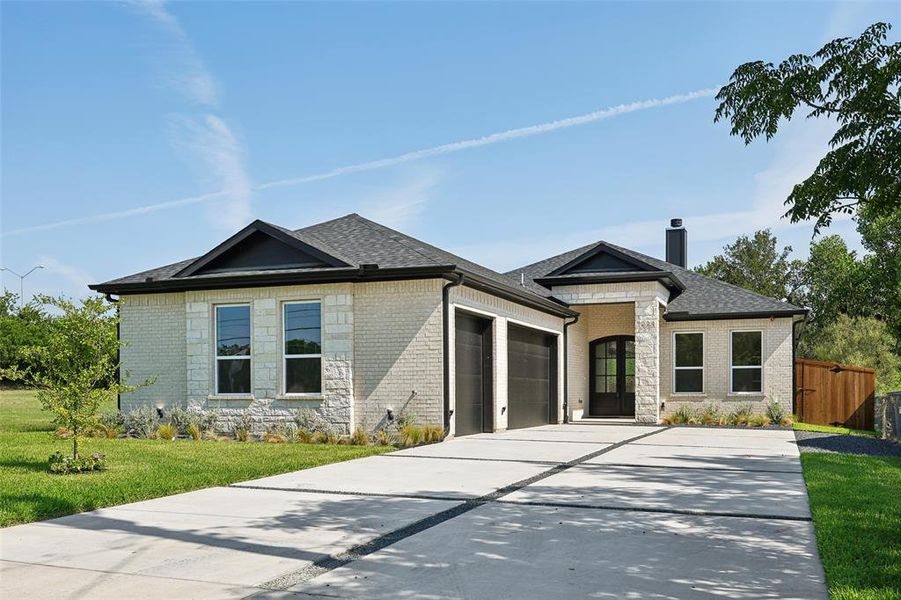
[2,87,718,237]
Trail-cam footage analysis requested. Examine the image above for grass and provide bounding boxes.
[0,390,392,527]
[801,453,901,600]
[794,422,879,437]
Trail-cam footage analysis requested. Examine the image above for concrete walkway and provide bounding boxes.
[0,425,827,599]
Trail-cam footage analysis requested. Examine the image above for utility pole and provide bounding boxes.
[0,265,44,308]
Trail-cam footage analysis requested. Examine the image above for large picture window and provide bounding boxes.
[673,332,703,393]
[731,331,763,393]
[216,304,251,394]
[283,301,322,394]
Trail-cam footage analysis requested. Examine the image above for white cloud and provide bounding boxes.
[168,114,252,231]
[258,88,718,190]
[1,86,716,237]
[357,167,445,231]
[452,118,843,272]
[127,0,218,106]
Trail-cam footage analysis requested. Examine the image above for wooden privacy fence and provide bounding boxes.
[794,359,876,430]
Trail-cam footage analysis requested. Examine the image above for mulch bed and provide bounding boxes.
[794,430,901,458]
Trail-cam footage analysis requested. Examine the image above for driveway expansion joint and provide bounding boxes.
[493,499,813,522]
[253,426,670,593]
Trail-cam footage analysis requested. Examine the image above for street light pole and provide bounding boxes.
[0,265,44,308]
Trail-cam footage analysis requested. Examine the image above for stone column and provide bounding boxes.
[634,298,660,423]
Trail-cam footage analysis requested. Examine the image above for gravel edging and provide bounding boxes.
[794,430,901,458]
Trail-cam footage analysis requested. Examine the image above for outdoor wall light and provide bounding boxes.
[155,402,165,418]
[386,407,395,422]
[501,406,506,414]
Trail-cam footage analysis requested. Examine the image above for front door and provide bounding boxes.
[589,336,635,417]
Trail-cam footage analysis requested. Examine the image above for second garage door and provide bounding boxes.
[507,324,557,430]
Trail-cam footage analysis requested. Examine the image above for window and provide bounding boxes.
[215,305,251,394]
[595,340,617,393]
[674,332,703,393]
[731,331,762,393]
[283,301,321,394]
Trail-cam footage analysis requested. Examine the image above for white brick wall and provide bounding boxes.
[184,284,355,432]
[119,293,186,412]
[565,303,634,416]
[449,285,565,433]
[556,282,667,423]
[660,317,794,417]
[353,279,444,430]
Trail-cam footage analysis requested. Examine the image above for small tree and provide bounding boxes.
[7,295,149,461]
[715,22,900,232]
[695,229,805,304]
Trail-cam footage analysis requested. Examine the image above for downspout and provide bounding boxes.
[562,314,580,423]
[106,293,121,411]
[442,273,464,434]
[792,317,804,415]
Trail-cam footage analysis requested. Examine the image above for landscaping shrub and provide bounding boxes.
[294,409,329,434]
[192,409,219,434]
[398,424,424,447]
[422,424,445,443]
[728,403,754,426]
[157,423,177,440]
[749,413,771,427]
[166,406,192,434]
[698,403,723,426]
[375,430,393,446]
[665,405,696,425]
[124,406,159,438]
[263,420,295,443]
[233,411,254,442]
[764,399,785,425]
[48,451,106,474]
[351,427,370,446]
[186,423,202,441]
[295,429,314,444]
[311,431,329,444]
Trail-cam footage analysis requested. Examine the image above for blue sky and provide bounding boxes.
[2,1,898,300]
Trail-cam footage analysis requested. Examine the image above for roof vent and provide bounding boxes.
[666,218,687,268]
[145,276,155,282]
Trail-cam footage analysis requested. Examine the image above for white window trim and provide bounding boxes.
[282,300,323,397]
[214,303,252,397]
[729,329,764,395]
[672,331,704,395]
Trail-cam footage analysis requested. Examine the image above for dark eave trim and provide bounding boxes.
[457,271,577,318]
[89,264,576,318]
[536,270,685,292]
[664,309,808,322]
[90,265,456,294]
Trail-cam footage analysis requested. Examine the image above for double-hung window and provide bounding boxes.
[283,301,322,395]
[673,332,703,393]
[731,331,763,393]
[215,304,251,394]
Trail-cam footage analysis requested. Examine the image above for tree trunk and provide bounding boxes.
[72,428,79,461]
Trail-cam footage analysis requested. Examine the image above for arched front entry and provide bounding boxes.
[588,336,636,417]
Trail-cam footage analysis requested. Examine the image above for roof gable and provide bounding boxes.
[175,220,352,277]
[550,242,659,276]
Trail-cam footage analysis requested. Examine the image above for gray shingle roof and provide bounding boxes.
[93,214,804,320]
[508,241,805,319]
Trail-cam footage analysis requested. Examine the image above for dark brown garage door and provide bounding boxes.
[454,311,493,436]
[507,324,557,430]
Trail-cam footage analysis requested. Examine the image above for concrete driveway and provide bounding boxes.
[1,425,827,599]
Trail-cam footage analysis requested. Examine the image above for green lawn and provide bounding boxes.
[0,390,392,527]
[794,422,879,437]
[801,453,901,600]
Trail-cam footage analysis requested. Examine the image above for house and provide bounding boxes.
[90,214,806,434]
